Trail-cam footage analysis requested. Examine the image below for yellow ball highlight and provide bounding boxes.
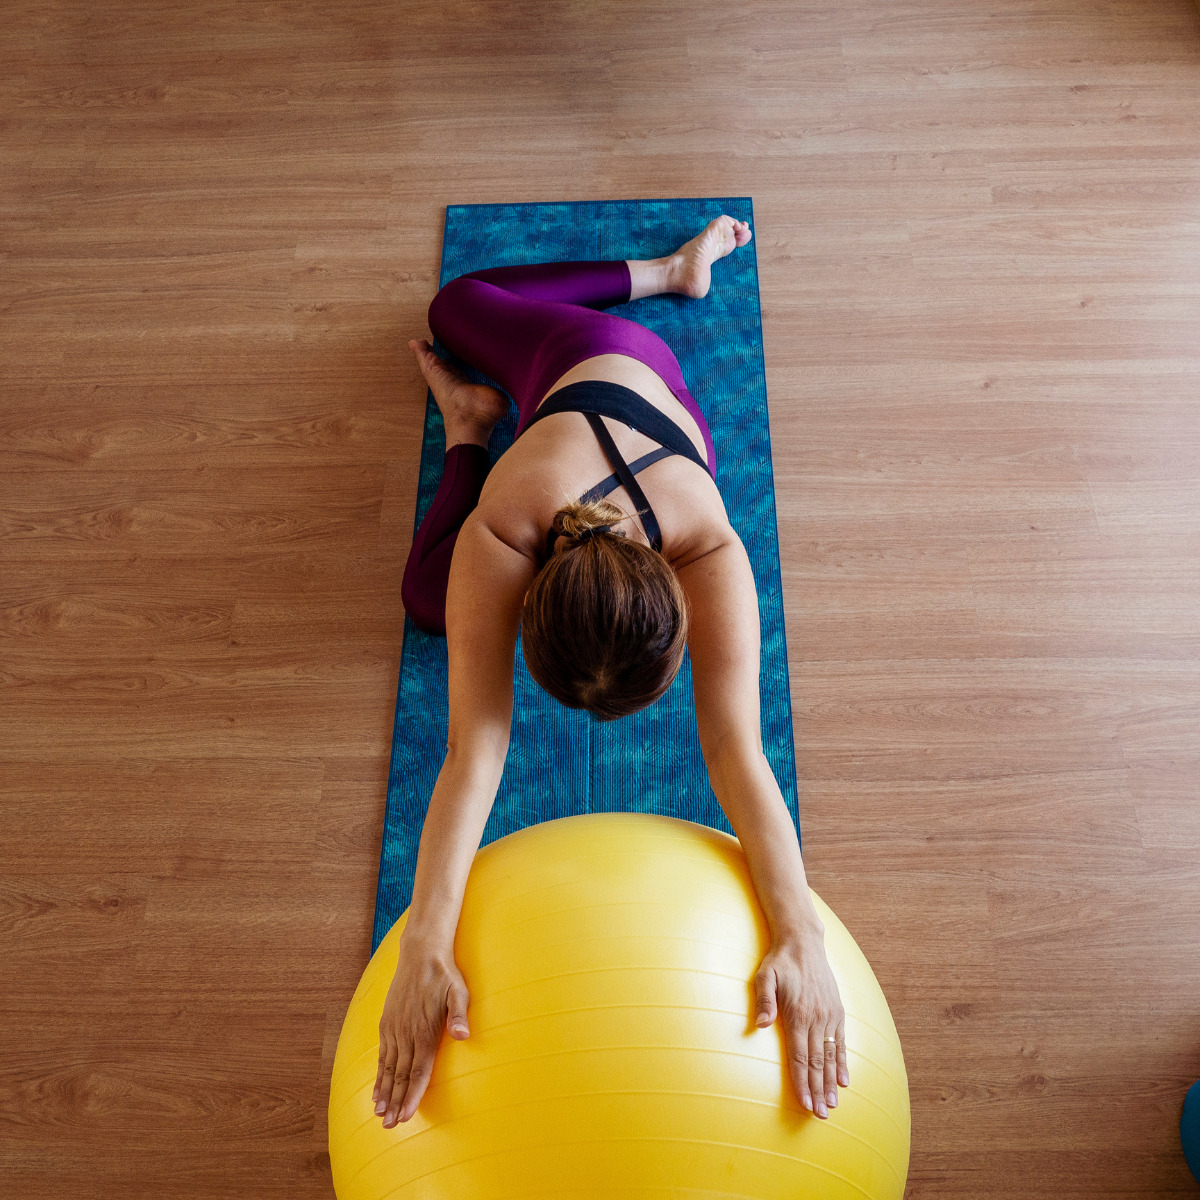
[330,813,909,1199]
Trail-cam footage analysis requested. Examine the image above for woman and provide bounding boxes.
[374,215,849,1129]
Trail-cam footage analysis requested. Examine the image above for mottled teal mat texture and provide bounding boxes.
[373,198,797,951]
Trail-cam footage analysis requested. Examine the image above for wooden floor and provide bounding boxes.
[4,2,1199,1196]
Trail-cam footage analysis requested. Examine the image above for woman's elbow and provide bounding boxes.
[444,729,510,779]
[701,730,766,778]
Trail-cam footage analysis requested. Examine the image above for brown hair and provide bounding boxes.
[521,498,689,721]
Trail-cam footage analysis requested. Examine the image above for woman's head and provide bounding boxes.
[521,498,689,721]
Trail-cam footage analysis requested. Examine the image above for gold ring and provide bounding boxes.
[824,1036,838,1043]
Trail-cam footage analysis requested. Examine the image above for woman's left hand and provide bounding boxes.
[753,933,849,1118]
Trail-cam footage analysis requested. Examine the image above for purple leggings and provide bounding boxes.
[401,259,716,635]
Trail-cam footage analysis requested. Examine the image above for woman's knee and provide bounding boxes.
[427,276,478,345]
[400,566,447,637]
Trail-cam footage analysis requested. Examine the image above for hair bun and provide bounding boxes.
[551,498,627,547]
[572,523,612,543]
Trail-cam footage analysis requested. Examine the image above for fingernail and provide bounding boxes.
[803,1094,813,1111]
[840,1071,850,1087]
[375,1100,386,1114]
[827,1091,838,1108]
[817,1102,828,1118]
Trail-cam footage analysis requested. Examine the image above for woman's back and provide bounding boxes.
[472,354,731,573]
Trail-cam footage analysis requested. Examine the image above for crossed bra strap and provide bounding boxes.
[579,446,675,504]
[544,412,671,558]
[584,411,663,551]
[530,380,715,560]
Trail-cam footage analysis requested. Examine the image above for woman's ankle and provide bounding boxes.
[626,256,677,301]
[444,421,493,449]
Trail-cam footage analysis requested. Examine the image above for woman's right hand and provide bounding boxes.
[373,929,471,1128]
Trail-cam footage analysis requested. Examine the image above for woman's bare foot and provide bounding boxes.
[408,338,509,447]
[668,215,753,299]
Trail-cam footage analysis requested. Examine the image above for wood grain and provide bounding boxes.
[3,1,1199,1195]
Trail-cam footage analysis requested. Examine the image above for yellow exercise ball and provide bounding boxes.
[330,812,909,1199]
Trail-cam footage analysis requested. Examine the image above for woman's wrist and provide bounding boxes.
[400,917,458,956]
[770,910,825,948]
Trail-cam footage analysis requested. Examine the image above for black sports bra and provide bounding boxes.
[520,380,714,559]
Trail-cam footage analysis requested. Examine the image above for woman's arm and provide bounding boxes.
[676,530,850,1119]
[404,511,537,943]
[374,512,536,1128]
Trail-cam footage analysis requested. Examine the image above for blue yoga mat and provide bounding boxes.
[373,197,797,951]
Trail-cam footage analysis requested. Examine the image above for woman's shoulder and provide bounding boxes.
[469,432,574,558]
